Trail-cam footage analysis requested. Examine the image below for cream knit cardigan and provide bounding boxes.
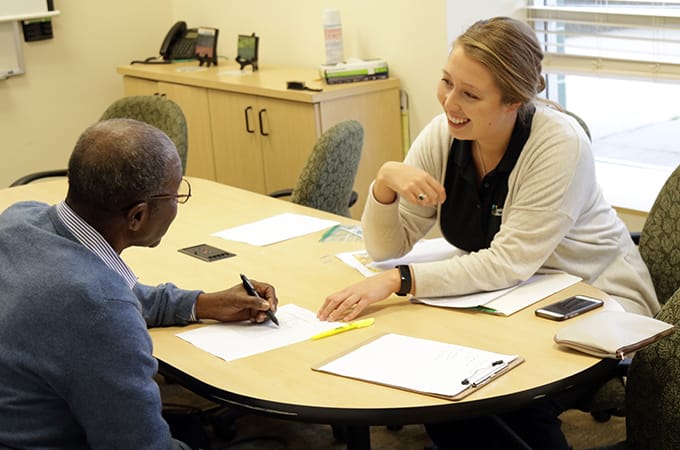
[361,106,659,316]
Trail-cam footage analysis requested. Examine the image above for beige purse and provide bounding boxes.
[554,311,675,359]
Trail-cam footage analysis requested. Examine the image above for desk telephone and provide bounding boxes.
[160,21,218,65]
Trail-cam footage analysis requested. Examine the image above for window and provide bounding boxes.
[526,1,680,211]
[527,0,680,79]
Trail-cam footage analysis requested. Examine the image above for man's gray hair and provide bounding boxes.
[67,118,178,211]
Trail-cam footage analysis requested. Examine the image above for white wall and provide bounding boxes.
[446,0,525,46]
[1,0,522,187]
[170,0,453,151]
[0,0,173,186]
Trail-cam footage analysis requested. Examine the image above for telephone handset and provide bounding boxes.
[160,21,199,61]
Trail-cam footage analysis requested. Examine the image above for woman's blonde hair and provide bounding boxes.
[455,17,547,123]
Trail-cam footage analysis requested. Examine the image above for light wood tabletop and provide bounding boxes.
[1,177,619,449]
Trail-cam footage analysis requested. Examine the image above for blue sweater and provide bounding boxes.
[0,202,200,449]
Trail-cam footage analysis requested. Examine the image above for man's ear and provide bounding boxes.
[126,202,149,232]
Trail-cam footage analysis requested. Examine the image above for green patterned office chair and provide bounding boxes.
[99,95,189,174]
[586,163,680,422]
[586,287,680,450]
[563,109,591,141]
[636,163,680,305]
[9,95,189,187]
[623,286,680,449]
[269,120,364,217]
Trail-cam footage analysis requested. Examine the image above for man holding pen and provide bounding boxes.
[0,119,278,449]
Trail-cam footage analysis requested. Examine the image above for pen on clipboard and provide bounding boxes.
[461,359,506,387]
[240,273,279,327]
[310,318,375,340]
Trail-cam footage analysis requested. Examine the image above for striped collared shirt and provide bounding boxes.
[55,201,198,321]
[55,201,138,289]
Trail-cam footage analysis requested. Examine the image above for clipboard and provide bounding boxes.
[312,333,524,401]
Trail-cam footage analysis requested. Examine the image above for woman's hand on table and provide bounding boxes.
[318,269,402,322]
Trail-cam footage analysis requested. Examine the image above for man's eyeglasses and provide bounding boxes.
[147,177,192,204]
[121,178,192,211]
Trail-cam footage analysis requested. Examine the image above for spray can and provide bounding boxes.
[323,8,344,65]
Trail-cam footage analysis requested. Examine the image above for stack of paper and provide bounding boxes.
[334,236,581,316]
[314,333,523,400]
[336,237,462,277]
[411,273,582,316]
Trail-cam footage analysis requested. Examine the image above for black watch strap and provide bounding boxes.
[395,265,412,296]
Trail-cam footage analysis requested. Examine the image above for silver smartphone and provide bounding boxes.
[535,295,604,321]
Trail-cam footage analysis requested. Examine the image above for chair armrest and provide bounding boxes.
[615,357,631,376]
[268,188,293,199]
[10,169,68,187]
[349,191,358,208]
[269,188,358,210]
[630,231,641,245]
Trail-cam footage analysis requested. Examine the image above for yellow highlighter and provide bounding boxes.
[310,318,375,340]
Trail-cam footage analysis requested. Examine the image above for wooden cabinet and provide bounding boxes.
[208,90,319,193]
[117,62,403,218]
[122,77,216,180]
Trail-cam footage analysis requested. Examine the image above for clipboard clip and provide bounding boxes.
[461,360,507,387]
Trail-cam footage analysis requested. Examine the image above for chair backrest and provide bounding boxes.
[639,164,680,305]
[564,109,591,141]
[290,120,364,217]
[99,95,189,174]
[624,286,680,450]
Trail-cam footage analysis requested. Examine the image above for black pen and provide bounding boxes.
[461,360,505,386]
[240,273,279,327]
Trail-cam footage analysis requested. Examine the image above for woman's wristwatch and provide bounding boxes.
[395,265,412,296]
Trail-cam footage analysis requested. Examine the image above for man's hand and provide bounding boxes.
[195,279,278,323]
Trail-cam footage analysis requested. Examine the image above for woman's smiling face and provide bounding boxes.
[436,45,518,142]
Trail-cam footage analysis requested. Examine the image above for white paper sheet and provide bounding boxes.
[411,273,582,316]
[336,237,462,277]
[176,304,343,361]
[315,333,519,399]
[211,213,339,246]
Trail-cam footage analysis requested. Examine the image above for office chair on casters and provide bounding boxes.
[584,163,680,423]
[9,95,190,187]
[99,95,189,174]
[269,120,364,218]
[585,287,680,450]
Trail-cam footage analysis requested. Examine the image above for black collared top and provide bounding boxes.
[440,108,535,252]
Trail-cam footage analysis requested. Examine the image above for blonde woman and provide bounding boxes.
[318,17,658,449]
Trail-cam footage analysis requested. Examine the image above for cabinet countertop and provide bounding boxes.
[117,61,400,103]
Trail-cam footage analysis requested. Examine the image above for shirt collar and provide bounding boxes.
[55,201,138,289]
[451,104,536,176]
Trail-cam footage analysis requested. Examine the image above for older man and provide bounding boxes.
[0,119,278,449]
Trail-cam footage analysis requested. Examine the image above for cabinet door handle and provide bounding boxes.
[244,106,255,133]
[258,108,269,136]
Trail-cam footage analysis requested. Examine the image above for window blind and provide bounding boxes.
[526,1,680,82]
